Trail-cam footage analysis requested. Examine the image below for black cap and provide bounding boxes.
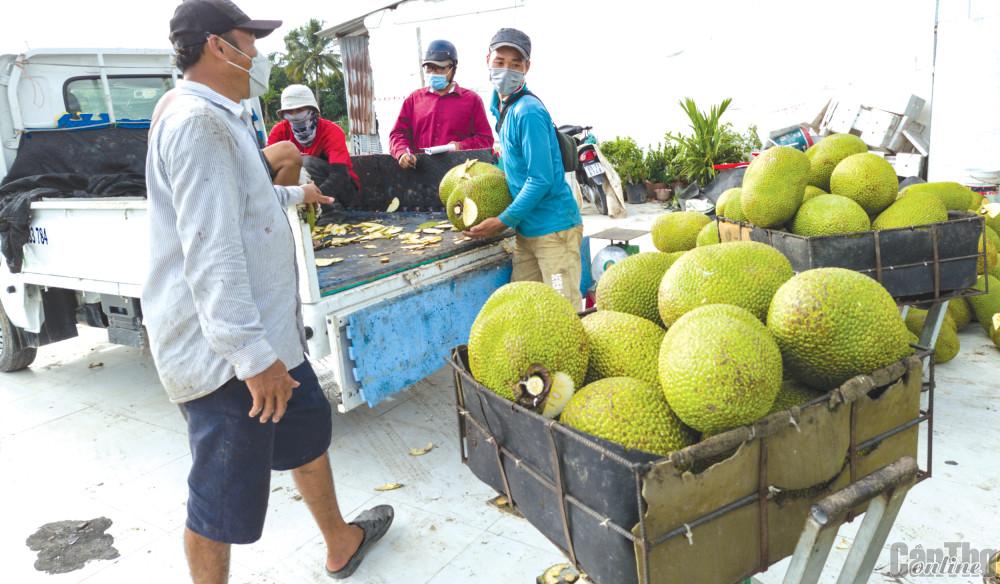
[170,0,281,48]
[489,28,531,59]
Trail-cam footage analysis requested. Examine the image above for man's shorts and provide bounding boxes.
[179,360,332,544]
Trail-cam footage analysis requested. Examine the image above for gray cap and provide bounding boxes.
[490,28,531,59]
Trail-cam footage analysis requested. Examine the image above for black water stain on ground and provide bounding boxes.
[25,517,120,574]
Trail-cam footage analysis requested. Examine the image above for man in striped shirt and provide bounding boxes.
[143,1,393,581]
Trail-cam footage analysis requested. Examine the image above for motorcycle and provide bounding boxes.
[559,124,610,215]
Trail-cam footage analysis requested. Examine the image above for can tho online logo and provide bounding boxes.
[887,542,999,580]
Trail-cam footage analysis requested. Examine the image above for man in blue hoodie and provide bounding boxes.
[466,28,584,309]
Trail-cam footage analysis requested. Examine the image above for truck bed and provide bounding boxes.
[315,210,508,296]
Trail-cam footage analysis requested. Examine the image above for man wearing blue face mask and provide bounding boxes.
[389,39,493,169]
[466,28,584,309]
[145,1,393,582]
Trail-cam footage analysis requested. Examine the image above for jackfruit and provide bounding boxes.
[769,379,824,414]
[741,146,810,227]
[947,297,973,330]
[715,187,740,217]
[658,241,794,326]
[899,182,976,211]
[438,159,503,206]
[696,221,721,246]
[872,191,948,230]
[981,202,1000,234]
[992,322,1000,348]
[767,268,914,390]
[468,282,589,406]
[829,153,899,214]
[968,275,1000,335]
[596,252,679,326]
[805,133,868,191]
[446,173,513,230]
[790,194,871,237]
[904,308,960,364]
[658,304,783,434]
[720,189,748,222]
[651,211,712,253]
[560,377,696,457]
[581,311,665,384]
[979,232,998,275]
[802,185,828,202]
[970,192,987,212]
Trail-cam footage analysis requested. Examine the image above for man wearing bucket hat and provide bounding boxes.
[267,83,360,193]
[389,39,493,169]
[145,1,393,582]
[465,28,584,309]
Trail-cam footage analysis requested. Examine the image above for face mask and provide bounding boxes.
[285,110,318,146]
[217,36,272,98]
[428,73,449,92]
[490,67,524,97]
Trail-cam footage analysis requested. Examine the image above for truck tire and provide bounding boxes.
[0,304,36,372]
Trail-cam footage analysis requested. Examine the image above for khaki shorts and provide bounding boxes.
[512,225,584,310]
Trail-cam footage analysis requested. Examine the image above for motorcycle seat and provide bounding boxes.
[557,124,585,136]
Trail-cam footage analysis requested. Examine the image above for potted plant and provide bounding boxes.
[665,98,763,188]
[600,137,648,203]
[643,142,680,199]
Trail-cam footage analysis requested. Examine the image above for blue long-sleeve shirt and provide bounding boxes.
[491,85,581,237]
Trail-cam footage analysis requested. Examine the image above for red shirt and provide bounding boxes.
[389,83,494,160]
[268,118,360,189]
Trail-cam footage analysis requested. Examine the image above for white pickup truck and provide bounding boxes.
[0,48,512,411]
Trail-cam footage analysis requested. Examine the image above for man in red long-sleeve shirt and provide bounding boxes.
[267,84,360,192]
[389,39,493,169]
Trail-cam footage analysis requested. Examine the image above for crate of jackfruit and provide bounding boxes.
[451,263,932,584]
[710,141,990,301]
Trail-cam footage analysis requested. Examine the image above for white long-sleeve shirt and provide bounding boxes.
[142,80,306,403]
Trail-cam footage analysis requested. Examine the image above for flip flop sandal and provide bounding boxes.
[327,505,395,580]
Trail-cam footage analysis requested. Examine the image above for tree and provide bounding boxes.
[283,19,342,89]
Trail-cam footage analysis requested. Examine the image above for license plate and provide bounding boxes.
[584,162,604,178]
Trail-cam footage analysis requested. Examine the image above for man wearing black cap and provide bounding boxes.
[143,2,393,582]
[466,28,584,309]
[389,39,493,169]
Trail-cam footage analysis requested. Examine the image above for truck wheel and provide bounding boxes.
[0,304,36,372]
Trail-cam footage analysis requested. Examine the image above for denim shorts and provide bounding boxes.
[179,359,332,544]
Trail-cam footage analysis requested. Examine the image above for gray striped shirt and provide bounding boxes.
[142,80,306,403]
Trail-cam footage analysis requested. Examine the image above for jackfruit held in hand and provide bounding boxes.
[658,241,794,327]
[872,191,948,230]
[658,304,783,435]
[904,308,960,364]
[560,377,696,457]
[767,268,914,390]
[446,173,513,230]
[805,133,868,192]
[596,252,679,326]
[468,282,589,413]
[438,159,504,206]
[651,211,712,253]
[829,153,899,214]
[790,194,871,237]
[741,146,810,228]
[696,221,721,246]
[581,310,665,385]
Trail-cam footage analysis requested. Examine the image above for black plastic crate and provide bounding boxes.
[717,212,985,301]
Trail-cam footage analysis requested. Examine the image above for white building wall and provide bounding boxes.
[357,0,937,156]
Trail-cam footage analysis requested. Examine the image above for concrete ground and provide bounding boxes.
[1,201,998,583]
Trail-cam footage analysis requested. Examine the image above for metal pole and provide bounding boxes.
[96,52,116,124]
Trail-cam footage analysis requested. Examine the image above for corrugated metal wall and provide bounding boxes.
[340,35,381,153]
